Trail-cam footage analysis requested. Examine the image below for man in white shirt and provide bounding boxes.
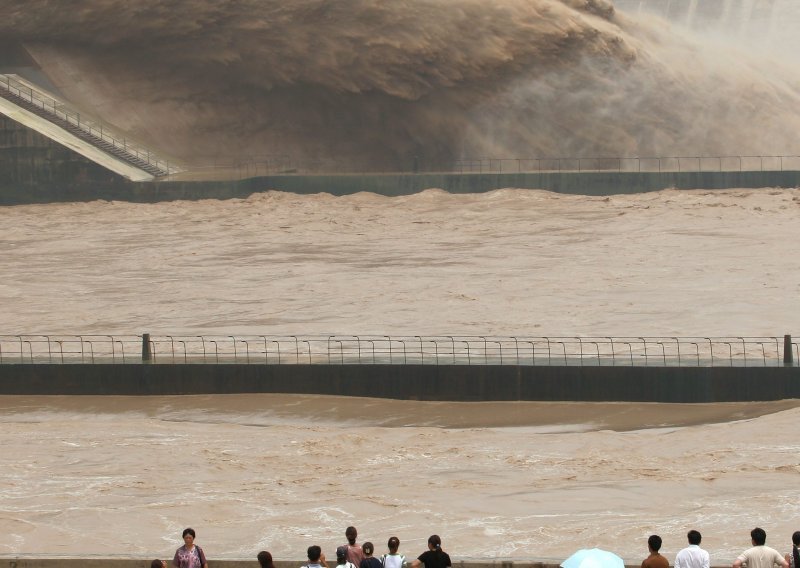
[675,530,711,568]
[733,528,788,568]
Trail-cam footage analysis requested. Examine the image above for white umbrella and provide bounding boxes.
[561,548,626,568]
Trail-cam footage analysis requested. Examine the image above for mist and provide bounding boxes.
[2,0,799,171]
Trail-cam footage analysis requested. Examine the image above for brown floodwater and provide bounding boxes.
[1,188,799,562]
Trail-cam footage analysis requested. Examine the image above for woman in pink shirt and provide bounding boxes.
[173,528,208,568]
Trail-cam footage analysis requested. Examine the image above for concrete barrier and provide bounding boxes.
[0,562,556,568]
[2,117,800,205]
[3,170,800,204]
[0,363,798,402]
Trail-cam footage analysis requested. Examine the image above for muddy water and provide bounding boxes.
[1,188,799,337]
[1,188,800,561]
[1,395,799,562]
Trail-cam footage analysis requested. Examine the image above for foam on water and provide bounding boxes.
[2,396,800,560]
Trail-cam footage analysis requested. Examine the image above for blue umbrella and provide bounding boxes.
[561,549,625,568]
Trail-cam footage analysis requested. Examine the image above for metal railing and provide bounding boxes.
[0,335,796,367]
[3,70,798,179]
[454,156,800,174]
[0,73,179,176]
[180,156,297,180]
[182,155,800,177]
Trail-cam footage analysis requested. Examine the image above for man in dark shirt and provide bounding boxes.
[303,546,328,568]
[642,535,670,568]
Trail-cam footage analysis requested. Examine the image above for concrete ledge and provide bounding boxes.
[243,171,800,197]
[0,560,741,568]
[0,364,798,402]
[4,561,541,568]
[2,170,800,205]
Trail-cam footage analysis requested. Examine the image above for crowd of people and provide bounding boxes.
[641,529,797,568]
[155,526,800,568]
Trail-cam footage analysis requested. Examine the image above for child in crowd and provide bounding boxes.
[381,537,406,568]
[336,545,357,568]
[360,542,382,568]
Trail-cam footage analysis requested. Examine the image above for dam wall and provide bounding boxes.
[1,363,798,402]
[0,113,126,187]
[3,106,799,202]
[2,169,800,204]
[243,170,800,197]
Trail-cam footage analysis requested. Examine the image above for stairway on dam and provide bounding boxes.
[0,73,177,180]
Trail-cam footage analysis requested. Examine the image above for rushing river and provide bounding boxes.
[1,188,799,562]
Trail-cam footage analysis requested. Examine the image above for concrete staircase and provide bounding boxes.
[0,75,171,178]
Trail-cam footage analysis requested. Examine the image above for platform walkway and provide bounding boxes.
[0,73,177,180]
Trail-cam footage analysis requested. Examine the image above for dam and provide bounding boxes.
[1,1,800,563]
[3,68,799,203]
[2,0,800,202]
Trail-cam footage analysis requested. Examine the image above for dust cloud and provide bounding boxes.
[2,0,799,170]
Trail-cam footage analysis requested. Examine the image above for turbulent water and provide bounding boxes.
[1,395,800,563]
[1,188,799,337]
[2,0,800,562]
[2,0,800,169]
[1,188,800,562]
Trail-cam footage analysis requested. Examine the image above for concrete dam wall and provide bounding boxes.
[1,363,799,403]
[2,100,800,203]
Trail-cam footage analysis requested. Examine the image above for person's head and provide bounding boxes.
[793,532,800,547]
[427,535,442,551]
[751,528,767,546]
[387,537,400,553]
[308,546,322,562]
[336,546,349,563]
[362,542,374,557]
[182,528,196,545]
[687,530,702,546]
[346,527,358,545]
[257,551,275,568]
[151,560,166,568]
[648,535,662,553]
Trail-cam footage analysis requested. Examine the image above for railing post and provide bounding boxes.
[784,334,793,366]
[142,333,152,363]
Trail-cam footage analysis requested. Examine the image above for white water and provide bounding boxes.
[1,188,799,337]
